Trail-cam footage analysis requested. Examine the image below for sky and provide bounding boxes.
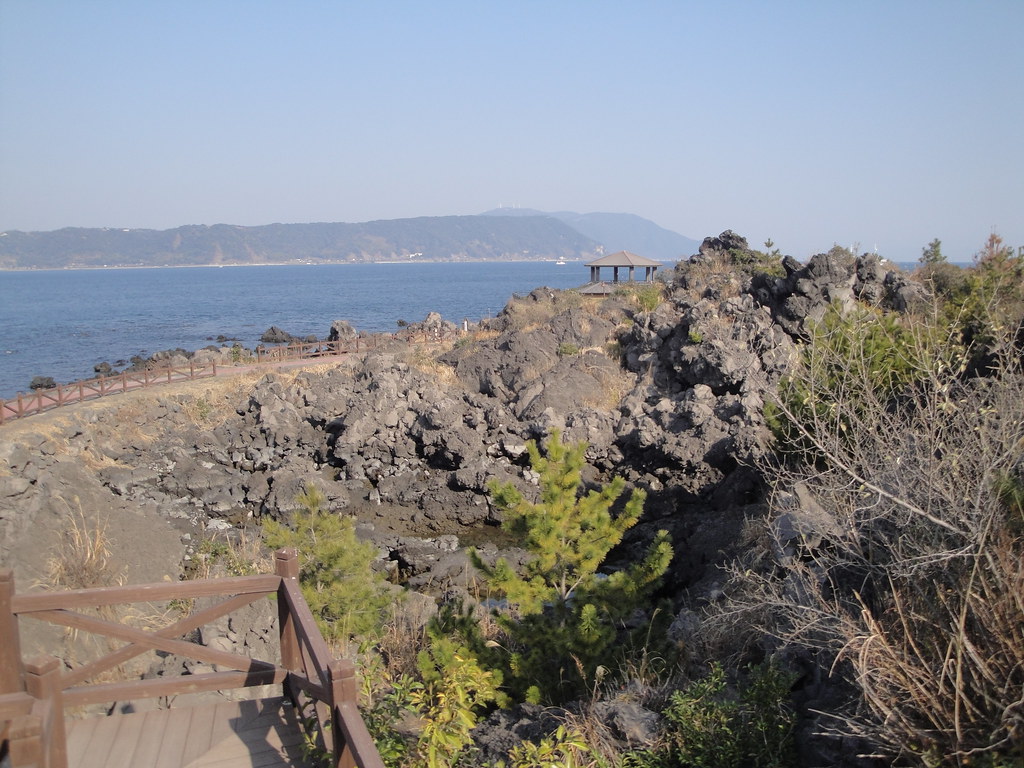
[1,1,1021,263]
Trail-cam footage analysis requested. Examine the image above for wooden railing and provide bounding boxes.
[253,329,464,365]
[0,363,218,425]
[1,327,467,426]
[0,549,384,768]
[254,338,368,364]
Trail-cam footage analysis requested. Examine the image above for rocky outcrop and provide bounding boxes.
[1,236,934,630]
[752,245,930,336]
[327,319,358,343]
[258,326,319,344]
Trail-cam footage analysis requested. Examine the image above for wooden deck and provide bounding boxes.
[65,697,311,768]
[2,550,386,768]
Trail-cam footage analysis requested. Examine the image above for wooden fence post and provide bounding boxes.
[327,659,358,768]
[24,656,67,768]
[0,569,24,694]
[6,713,43,768]
[275,548,302,705]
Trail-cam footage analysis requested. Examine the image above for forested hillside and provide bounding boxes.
[0,215,601,268]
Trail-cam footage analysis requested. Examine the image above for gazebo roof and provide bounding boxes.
[585,250,662,268]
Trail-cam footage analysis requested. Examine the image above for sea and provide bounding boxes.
[0,261,598,400]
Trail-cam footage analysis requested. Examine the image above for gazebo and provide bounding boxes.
[585,251,661,284]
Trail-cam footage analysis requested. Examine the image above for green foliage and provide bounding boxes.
[958,232,1024,362]
[615,282,664,312]
[687,329,703,344]
[919,238,945,265]
[995,470,1024,537]
[629,662,797,768]
[407,630,499,768]
[558,342,582,357]
[362,670,415,766]
[767,303,959,457]
[603,340,624,363]
[919,260,969,302]
[360,610,501,768]
[194,397,212,420]
[263,484,389,641]
[472,430,672,704]
[507,725,602,768]
[633,283,665,312]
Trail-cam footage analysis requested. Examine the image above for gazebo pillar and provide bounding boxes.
[613,267,620,283]
[628,266,635,281]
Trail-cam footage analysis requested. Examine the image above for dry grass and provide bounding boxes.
[103,400,159,444]
[374,596,435,679]
[676,253,745,301]
[78,444,128,470]
[45,502,125,592]
[40,502,139,682]
[502,290,588,332]
[403,345,461,390]
[711,310,1024,765]
[186,528,273,581]
[468,328,500,343]
[578,355,633,412]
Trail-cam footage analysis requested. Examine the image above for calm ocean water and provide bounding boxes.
[0,261,595,399]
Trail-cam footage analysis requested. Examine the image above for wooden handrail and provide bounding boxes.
[10,573,280,613]
[0,692,34,721]
[63,668,288,709]
[0,362,217,425]
[2,549,385,768]
[60,591,265,688]
[0,325,470,425]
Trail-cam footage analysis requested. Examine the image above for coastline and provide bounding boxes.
[0,261,594,399]
[0,257,589,273]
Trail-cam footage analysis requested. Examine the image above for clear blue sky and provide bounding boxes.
[1,1,1021,262]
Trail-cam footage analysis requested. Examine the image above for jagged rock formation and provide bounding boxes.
[1,234,924,597]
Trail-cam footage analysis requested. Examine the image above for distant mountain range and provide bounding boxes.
[0,211,699,269]
[480,208,700,261]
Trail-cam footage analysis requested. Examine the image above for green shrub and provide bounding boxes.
[958,232,1024,365]
[507,725,600,768]
[633,283,665,312]
[472,430,672,704]
[767,302,960,459]
[263,484,389,641]
[558,342,582,357]
[407,630,499,768]
[634,662,797,768]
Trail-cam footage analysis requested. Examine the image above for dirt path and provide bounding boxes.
[0,356,354,434]
[0,353,356,432]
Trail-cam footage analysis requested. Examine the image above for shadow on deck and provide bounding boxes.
[0,549,385,768]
